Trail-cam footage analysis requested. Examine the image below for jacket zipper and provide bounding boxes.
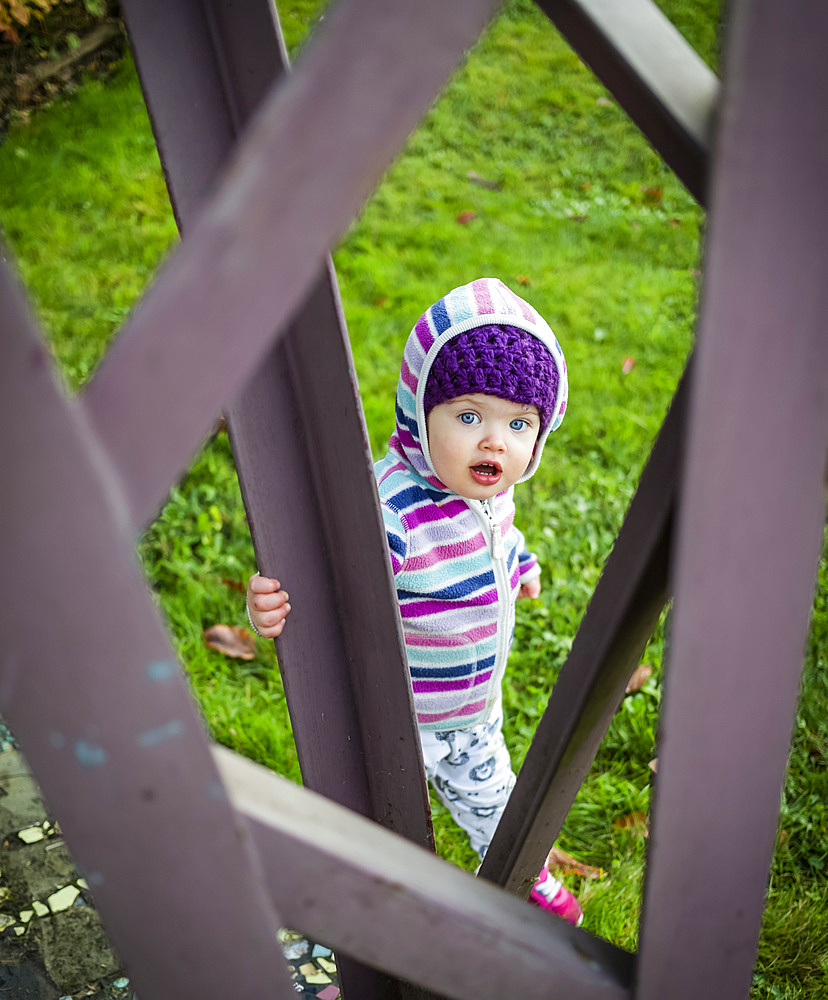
[475,498,512,721]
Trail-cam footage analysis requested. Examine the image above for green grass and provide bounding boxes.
[1,1,826,995]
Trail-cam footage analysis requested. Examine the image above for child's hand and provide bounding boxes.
[518,578,541,600]
[247,573,291,638]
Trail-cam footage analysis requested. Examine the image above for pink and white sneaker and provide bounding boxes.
[529,865,583,926]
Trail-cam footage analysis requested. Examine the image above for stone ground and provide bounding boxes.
[0,723,340,998]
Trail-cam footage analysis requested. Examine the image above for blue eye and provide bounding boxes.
[509,418,528,431]
[459,412,478,425]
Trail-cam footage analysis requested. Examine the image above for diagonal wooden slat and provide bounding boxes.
[637,0,828,996]
[114,5,441,994]
[120,0,432,843]
[480,366,689,896]
[536,0,717,204]
[214,745,635,1000]
[0,255,296,1000]
[82,0,501,531]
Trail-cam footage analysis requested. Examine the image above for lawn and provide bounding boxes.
[0,0,825,994]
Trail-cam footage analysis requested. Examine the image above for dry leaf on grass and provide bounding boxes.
[625,662,652,694]
[545,847,605,880]
[203,624,256,660]
[612,811,649,837]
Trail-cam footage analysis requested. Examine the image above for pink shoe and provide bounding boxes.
[529,865,583,926]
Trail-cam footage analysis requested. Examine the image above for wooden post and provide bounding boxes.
[637,1,828,995]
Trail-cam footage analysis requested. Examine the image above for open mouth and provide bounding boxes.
[470,462,502,485]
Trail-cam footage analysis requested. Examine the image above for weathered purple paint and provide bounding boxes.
[0,257,295,1000]
[637,1,828,996]
[480,369,689,897]
[536,0,717,204]
[216,746,635,1000]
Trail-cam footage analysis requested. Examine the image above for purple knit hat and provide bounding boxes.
[423,324,560,430]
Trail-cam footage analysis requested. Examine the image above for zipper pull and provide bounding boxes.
[482,500,505,560]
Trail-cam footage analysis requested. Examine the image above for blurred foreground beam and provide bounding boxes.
[83,0,500,529]
[214,745,634,1000]
[0,254,295,1000]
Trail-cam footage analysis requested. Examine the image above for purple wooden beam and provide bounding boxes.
[227,269,434,834]
[82,0,500,530]
[119,0,432,839]
[215,746,635,1000]
[536,0,717,204]
[480,368,688,896]
[0,256,295,1000]
[117,4,441,996]
[637,1,828,996]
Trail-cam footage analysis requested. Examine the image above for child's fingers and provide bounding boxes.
[257,602,292,635]
[248,572,282,594]
[251,589,290,613]
[517,579,541,599]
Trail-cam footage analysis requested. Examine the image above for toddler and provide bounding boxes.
[248,277,581,925]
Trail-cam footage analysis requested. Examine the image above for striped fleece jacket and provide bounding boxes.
[374,278,568,731]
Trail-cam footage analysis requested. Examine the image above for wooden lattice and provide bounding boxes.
[1,1,826,998]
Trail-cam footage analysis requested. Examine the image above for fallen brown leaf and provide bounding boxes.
[625,662,652,694]
[220,577,246,594]
[622,356,636,374]
[613,811,649,837]
[456,211,477,224]
[517,275,531,286]
[203,624,256,660]
[546,847,605,880]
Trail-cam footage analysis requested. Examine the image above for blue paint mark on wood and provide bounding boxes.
[208,779,227,800]
[137,720,184,748]
[146,659,176,682]
[74,741,107,768]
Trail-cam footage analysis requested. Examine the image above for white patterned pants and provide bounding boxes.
[419,696,516,859]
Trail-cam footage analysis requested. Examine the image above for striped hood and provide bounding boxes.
[388,277,568,494]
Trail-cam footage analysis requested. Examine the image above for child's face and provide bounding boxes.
[426,393,540,500]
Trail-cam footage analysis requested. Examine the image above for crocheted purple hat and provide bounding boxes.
[423,324,560,430]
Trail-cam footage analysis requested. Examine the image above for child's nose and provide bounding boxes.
[481,430,506,451]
